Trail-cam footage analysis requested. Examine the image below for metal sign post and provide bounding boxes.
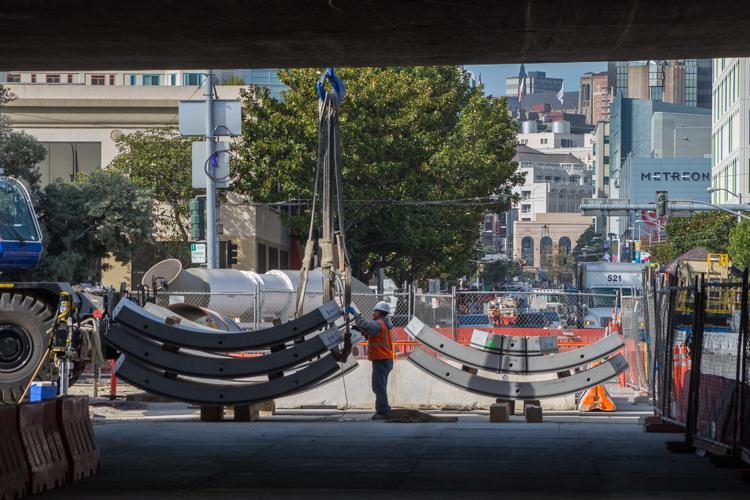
[204,69,218,269]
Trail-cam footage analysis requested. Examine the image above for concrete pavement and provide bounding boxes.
[41,410,749,499]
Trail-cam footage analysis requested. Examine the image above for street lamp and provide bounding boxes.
[707,187,743,222]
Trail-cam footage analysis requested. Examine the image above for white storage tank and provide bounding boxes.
[521,120,537,134]
[551,120,571,134]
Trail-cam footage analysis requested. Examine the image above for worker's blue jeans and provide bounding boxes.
[371,358,393,416]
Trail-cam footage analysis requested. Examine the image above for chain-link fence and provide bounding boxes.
[647,272,750,464]
[621,295,650,394]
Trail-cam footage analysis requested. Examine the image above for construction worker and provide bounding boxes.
[346,301,395,419]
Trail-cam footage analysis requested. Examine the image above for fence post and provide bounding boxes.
[451,286,457,341]
[407,284,413,323]
[733,269,748,457]
[684,275,706,449]
[253,293,260,331]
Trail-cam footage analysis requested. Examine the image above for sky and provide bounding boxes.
[464,62,607,97]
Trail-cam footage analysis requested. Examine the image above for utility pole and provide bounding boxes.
[204,69,218,269]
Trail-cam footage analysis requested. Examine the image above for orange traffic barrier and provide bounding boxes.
[578,384,617,412]
[672,344,682,398]
[19,400,69,494]
[57,396,101,482]
[0,404,28,500]
[679,344,690,393]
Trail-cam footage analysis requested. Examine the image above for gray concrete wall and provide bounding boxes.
[276,359,576,411]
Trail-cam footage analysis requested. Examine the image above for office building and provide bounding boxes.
[609,94,711,236]
[506,70,563,97]
[517,120,594,168]
[508,145,593,276]
[579,72,610,125]
[710,58,750,205]
[608,60,711,109]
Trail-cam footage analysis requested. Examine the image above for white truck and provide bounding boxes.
[576,262,645,328]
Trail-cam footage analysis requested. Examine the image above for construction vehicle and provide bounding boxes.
[0,173,102,403]
[576,262,645,328]
[672,251,738,320]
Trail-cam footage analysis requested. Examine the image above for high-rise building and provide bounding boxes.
[607,60,711,109]
[579,72,610,125]
[506,70,563,97]
[609,94,711,236]
[710,58,749,205]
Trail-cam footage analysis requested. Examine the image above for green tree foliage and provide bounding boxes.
[573,224,606,262]
[0,85,46,188]
[28,171,154,282]
[235,67,521,284]
[109,129,195,240]
[647,212,736,265]
[728,219,750,269]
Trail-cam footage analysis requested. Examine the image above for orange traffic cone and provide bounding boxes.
[578,384,617,412]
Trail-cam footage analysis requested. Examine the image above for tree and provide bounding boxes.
[728,219,750,269]
[234,67,522,284]
[647,212,736,264]
[222,75,246,85]
[0,85,46,188]
[573,224,606,262]
[28,171,154,283]
[109,129,196,240]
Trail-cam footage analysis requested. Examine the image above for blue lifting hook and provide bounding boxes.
[317,68,345,102]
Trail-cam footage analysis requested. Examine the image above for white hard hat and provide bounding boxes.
[374,301,391,315]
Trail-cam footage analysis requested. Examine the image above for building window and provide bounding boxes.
[268,247,279,270]
[168,74,177,86]
[540,138,548,145]
[46,74,60,84]
[67,74,73,83]
[521,190,531,200]
[91,74,105,85]
[521,204,531,213]
[142,74,160,86]
[30,74,36,83]
[257,243,267,273]
[6,73,20,83]
[183,73,204,86]
[109,75,115,85]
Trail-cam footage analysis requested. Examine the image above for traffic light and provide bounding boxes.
[656,191,668,218]
[226,240,239,268]
[190,196,206,241]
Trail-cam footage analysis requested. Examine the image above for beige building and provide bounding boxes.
[513,213,593,276]
[2,84,291,286]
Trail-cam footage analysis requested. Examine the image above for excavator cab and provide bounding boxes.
[0,175,43,272]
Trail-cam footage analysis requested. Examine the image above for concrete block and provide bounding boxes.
[258,400,275,416]
[522,399,541,415]
[525,404,543,423]
[200,405,224,422]
[495,398,515,414]
[489,403,510,423]
[233,404,260,422]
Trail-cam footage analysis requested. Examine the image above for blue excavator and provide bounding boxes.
[0,173,101,403]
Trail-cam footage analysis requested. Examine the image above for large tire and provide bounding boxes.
[0,293,54,403]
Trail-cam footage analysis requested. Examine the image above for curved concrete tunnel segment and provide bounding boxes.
[406,317,625,373]
[408,348,628,400]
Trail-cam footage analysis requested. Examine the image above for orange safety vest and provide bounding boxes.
[368,319,395,361]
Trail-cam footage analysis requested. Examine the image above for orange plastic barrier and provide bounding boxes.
[0,404,28,500]
[578,384,616,412]
[57,396,100,482]
[18,400,69,494]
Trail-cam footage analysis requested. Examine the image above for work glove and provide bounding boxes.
[344,305,360,317]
